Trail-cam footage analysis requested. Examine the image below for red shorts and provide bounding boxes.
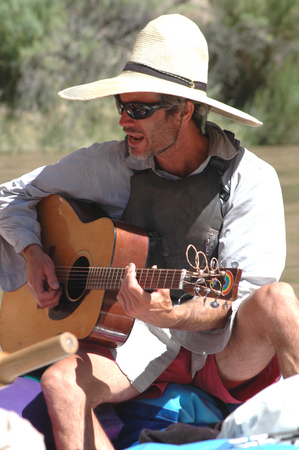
[143,346,281,404]
[82,344,281,404]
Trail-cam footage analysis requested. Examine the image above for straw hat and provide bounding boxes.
[59,14,262,127]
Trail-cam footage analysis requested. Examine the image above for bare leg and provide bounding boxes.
[41,349,139,450]
[216,282,299,388]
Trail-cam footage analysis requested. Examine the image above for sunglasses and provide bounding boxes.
[115,95,166,120]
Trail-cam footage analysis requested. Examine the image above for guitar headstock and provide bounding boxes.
[182,267,242,301]
[182,246,242,308]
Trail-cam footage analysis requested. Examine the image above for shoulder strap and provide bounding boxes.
[205,129,241,202]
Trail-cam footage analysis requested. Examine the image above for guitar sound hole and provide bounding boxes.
[67,256,89,301]
[49,255,90,321]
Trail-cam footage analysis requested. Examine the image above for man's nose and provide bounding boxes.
[118,110,135,127]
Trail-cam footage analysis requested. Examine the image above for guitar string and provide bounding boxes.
[53,266,187,289]
[53,267,220,280]
[52,266,226,297]
[51,247,229,295]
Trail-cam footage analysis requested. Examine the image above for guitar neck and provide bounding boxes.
[86,267,186,291]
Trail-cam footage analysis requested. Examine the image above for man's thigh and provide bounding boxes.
[83,348,140,404]
[41,345,140,409]
[214,290,276,388]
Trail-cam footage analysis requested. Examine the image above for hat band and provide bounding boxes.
[123,62,207,92]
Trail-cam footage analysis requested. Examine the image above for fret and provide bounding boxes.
[137,268,145,288]
[165,269,171,289]
[109,268,116,290]
[149,268,155,289]
[171,270,176,289]
[99,267,107,290]
[115,268,124,290]
[100,267,107,290]
[160,269,167,288]
[144,269,149,289]
[86,267,96,290]
[156,269,161,289]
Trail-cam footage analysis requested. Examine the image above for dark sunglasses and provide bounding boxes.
[115,95,166,120]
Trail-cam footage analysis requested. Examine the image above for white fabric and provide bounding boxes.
[0,407,46,450]
[219,375,299,439]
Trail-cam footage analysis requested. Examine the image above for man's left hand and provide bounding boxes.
[116,263,176,328]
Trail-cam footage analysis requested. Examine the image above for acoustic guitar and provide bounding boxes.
[0,195,242,353]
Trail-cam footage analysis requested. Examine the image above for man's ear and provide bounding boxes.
[182,100,195,122]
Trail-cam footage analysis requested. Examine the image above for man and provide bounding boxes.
[0,13,298,450]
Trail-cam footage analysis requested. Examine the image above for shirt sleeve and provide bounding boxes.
[0,150,94,254]
[0,140,132,291]
[219,147,286,301]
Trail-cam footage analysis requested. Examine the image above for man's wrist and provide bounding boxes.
[21,244,43,262]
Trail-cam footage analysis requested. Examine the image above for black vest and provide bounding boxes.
[122,155,234,270]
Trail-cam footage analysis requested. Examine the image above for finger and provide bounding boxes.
[117,273,136,311]
[36,288,61,308]
[125,262,137,282]
[121,263,139,296]
[29,271,61,308]
[43,259,60,291]
[47,275,60,291]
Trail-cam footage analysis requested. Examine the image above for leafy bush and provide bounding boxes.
[1,0,299,147]
[205,0,299,144]
[243,55,299,145]
[0,0,62,105]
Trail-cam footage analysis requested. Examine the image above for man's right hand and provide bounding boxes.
[22,244,61,308]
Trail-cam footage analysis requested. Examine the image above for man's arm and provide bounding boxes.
[117,263,231,331]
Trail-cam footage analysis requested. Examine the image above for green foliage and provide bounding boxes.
[0,0,62,105]
[206,0,299,106]
[0,0,299,147]
[204,0,299,144]
[1,0,192,152]
[16,0,164,112]
[243,55,299,145]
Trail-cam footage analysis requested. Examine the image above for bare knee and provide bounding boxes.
[41,352,102,410]
[41,356,78,402]
[216,282,297,382]
[258,281,295,299]
[41,350,135,410]
[238,282,298,346]
[253,282,297,318]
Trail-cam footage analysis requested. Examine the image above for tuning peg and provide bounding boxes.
[231,261,239,268]
[222,300,231,310]
[210,295,220,308]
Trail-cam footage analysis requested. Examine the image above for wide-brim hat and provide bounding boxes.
[59,14,262,127]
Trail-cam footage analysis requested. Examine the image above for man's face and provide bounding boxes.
[118,92,180,160]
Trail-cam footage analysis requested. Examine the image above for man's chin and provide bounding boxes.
[128,147,149,161]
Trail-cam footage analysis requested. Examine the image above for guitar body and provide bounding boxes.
[0,195,148,353]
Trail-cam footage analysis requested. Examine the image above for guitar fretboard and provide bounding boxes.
[86,267,187,291]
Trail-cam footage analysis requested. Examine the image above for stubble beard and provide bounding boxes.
[126,116,180,160]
